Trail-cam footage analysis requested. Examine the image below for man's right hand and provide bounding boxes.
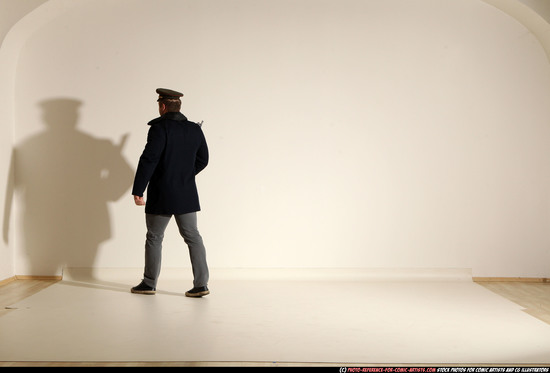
[133,195,145,206]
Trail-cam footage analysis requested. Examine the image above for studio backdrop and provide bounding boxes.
[3,0,550,278]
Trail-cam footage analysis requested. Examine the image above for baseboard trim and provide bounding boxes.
[3,273,549,284]
[0,276,17,286]
[15,275,63,281]
[474,277,550,283]
[1,275,63,286]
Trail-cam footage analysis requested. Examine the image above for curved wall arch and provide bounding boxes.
[0,0,75,279]
[483,0,550,62]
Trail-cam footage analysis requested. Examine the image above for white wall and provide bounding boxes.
[0,0,49,281]
[5,0,550,278]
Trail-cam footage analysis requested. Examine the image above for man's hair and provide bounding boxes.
[160,98,181,112]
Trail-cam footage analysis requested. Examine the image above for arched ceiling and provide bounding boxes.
[2,0,550,58]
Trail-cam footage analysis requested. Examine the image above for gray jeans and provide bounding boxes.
[142,212,209,288]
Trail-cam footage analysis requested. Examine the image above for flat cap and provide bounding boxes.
[156,88,183,101]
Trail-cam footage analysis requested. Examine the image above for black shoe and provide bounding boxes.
[185,286,210,297]
[131,281,156,295]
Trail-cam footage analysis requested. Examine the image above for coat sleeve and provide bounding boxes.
[194,128,209,175]
[132,124,166,196]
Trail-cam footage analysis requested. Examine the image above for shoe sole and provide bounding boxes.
[131,289,156,295]
[185,290,210,297]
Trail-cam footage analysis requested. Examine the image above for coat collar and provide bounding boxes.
[148,111,188,125]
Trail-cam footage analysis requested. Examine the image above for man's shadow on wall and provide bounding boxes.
[3,98,134,279]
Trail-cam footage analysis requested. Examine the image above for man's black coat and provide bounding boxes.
[132,111,208,215]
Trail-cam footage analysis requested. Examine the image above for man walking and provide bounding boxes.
[131,88,210,297]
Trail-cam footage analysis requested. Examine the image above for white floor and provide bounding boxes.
[1,268,550,365]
